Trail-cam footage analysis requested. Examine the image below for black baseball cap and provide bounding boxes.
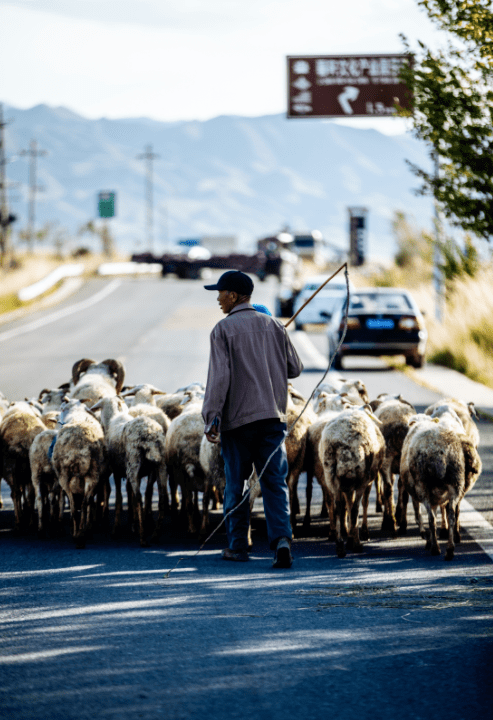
[204,270,254,295]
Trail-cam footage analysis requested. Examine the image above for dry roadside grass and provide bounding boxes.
[424,267,493,388]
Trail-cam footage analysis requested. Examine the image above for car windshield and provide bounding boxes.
[349,292,412,312]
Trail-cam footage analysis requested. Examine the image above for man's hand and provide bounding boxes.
[205,429,220,444]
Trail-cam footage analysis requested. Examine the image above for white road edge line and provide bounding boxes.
[0,279,122,343]
[460,498,493,562]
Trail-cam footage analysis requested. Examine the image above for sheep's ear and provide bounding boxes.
[84,406,100,421]
[363,404,382,424]
[467,402,478,419]
[91,400,103,411]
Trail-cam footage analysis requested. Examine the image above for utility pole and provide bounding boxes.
[20,139,47,252]
[432,150,445,322]
[0,104,13,266]
[137,144,159,253]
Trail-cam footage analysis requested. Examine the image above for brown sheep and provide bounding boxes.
[0,401,47,533]
[372,395,416,535]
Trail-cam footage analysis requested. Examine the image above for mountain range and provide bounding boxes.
[3,103,432,260]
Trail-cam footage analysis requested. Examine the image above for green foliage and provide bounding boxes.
[399,1,493,240]
[392,211,433,268]
[440,234,480,281]
[470,317,493,353]
[428,348,468,374]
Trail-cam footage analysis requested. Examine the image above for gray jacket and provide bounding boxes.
[202,303,304,433]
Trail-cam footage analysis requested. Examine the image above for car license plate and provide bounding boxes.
[366,318,394,329]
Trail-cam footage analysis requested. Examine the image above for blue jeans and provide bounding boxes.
[220,419,292,552]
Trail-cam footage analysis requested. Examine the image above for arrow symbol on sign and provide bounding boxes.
[338,86,359,114]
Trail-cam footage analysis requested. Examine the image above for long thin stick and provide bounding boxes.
[284,262,347,329]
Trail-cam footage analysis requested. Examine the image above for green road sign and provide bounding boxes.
[98,191,115,218]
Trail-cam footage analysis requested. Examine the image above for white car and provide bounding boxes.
[292,274,355,330]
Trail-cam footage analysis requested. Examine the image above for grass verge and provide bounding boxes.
[0,279,64,316]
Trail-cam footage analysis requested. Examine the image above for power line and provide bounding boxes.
[20,139,47,252]
[137,144,159,253]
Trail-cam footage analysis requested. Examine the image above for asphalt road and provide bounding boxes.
[0,273,492,720]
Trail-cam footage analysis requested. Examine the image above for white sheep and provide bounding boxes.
[314,377,369,405]
[164,396,205,534]
[155,385,205,420]
[424,399,479,539]
[92,396,169,546]
[303,393,354,532]
[198,434,225,536]
[37,388,67,415]
[400,412,482,560]
[425,398,479,447]
[29,428,60,537]
[52,398,110,548]
[121,384,171,431]
[320,404,385,558]
[70,357,125,405]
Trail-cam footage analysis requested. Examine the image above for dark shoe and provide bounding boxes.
[222,547,249,562]
[272,537,293,568]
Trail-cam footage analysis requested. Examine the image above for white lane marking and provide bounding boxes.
[292,330,343,379]
[460,498,493,562]
[0,279,122,342]
[292,330,328,369]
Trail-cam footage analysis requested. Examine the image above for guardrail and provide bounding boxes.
[17,264,85,302]
[97,262,163,275]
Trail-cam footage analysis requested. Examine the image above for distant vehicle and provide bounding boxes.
[326,287,428,369]
[292,230,324,261]
[291,274,355,331]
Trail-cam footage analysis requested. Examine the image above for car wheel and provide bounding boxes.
[406,353,424,369]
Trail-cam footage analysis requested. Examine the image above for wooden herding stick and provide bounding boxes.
[284,262,348,329]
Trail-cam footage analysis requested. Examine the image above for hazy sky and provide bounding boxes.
[1,0,442,133]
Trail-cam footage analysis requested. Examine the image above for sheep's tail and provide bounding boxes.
[141,435,165,465]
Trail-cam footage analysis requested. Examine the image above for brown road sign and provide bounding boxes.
[287,54,412,118]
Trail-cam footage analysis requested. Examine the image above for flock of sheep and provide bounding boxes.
[0,356,482,560]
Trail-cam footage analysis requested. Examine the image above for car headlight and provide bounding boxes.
[339,317,361,331]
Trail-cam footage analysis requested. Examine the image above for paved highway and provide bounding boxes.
[0,274,492,720]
